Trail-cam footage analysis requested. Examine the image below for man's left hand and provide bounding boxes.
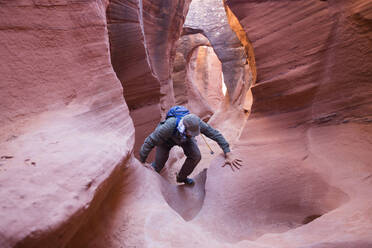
[222,152,243,172]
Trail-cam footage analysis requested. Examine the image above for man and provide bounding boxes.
[139,108,242,185]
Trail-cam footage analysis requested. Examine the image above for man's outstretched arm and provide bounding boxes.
[199,121,230,154]
[199,121,243,171]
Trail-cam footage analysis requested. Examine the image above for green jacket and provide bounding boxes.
[139,117,230,163]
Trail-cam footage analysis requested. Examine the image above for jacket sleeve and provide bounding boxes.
[200,121,230,154]
[139,118,176,163]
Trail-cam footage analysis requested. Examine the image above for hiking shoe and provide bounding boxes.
[176,177,195,185]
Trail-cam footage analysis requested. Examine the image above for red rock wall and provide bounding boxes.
[226,0,372,121]
[202,0,372,246]
[0,1,134,247]
[107,0,160,110]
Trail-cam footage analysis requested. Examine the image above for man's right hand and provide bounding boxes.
[222,152,243,172]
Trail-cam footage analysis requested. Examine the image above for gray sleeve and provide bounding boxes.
[200,121,230,154]
[139,118,176,163]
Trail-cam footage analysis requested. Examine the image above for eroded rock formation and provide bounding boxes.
[222,0,372,246]
[181,0,255,141]
[185,0,250,100]
[1,0,371,248]
[172,32,224,120]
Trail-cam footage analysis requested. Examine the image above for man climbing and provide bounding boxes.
[139,106,243,185]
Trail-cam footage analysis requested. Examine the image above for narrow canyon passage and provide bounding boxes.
[0,1,371,248]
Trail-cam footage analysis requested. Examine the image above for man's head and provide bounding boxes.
[183,114,200,137]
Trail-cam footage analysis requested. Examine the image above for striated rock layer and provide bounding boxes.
[0,1,134,247]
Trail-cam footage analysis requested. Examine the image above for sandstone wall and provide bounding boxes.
[1,1,371,248]
[181,0,255,142]
[204,0,372,246]
[226,0,372,120]
[0,1,134,247]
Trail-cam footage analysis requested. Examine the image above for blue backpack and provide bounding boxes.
[165,106,190,130]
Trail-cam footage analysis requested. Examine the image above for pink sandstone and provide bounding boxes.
[0,0,371,247]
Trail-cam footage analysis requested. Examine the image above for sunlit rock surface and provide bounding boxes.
[0,1,134,247]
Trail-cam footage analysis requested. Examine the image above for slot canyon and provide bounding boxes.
[0,0,371,247]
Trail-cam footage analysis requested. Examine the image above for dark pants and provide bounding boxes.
[152,139,201,180]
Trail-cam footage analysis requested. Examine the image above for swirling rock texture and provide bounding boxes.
[1,0,372,248]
